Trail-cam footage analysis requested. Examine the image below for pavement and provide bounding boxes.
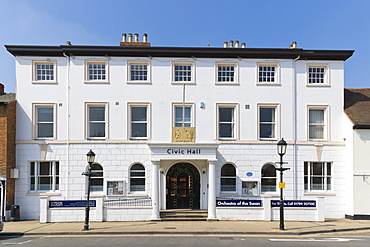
[1,219,370,236]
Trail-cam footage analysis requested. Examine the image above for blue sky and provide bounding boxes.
[0,0,369,93]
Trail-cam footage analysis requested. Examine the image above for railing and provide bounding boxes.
[104,197,152,207]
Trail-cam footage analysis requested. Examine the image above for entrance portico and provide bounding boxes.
[148,144,219,220]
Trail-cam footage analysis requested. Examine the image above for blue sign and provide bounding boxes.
[271,200,316,208]
[246,172,253,177]
[216,200,262,207]
[49,200,96,208]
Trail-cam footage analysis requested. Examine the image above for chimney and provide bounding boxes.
[289,41,299,49]
[120,33,151,47]
[0,83,4,93]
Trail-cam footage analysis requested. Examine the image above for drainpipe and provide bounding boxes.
[292,55,300,199]
[63,52,71,198]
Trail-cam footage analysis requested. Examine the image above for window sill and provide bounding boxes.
[260,193,279,197]
[306,84,330,87]
[259,138,277,141]
[84,193,105,198]
[256,82,280,86]
[218,138,237,141]
[126,81,151,84]
[172,81,195,85]
[87,138,107,141]
[127,193,148,197]
[32,80,57,84]
[218,193,239,197]
[84,80,110,84]
[304,192,336,196]
[215,82,239,85]
[26,192,61,196]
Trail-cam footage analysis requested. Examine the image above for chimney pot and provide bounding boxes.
[122,33,127,42]
[241,43,246,48]
[0,83,4,93]
[143,33,148,43]
[235,41,239,48]
[134,33,139,42]
[128,33,133,42]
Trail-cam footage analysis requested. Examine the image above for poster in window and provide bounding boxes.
[107,181,124,195]
[242,181,259,196]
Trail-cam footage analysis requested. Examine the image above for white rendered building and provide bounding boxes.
[5,35,354,222]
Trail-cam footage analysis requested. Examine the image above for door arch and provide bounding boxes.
[166,162,200,209]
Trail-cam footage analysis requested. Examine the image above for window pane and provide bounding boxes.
[132,123,147,137]
[261,165,276,177]
[311,177,324,190]
[309,110,324,124]
[39,162,50,175]
[219,108,233,122]
[260,108,275,122]
[131,164,144,171]
[219,123,233,138]
[91,178,103,192]
[312,162,323,175]
[309,125,324,139]
[38,123,53,138]
[261,178,276,192]
[130,178,145,191]
[221,164,236,176]
[260,124,275,138]
[37,107,53,122]
[221,178,236,191]
[89,123,105,137]
[131,107,147,121]
[89,107,105,121]
[38,177,51,190]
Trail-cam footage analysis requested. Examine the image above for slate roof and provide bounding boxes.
[344,88,370,128]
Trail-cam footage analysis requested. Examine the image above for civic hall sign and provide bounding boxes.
[148,144,219,160]
[166,148,201,155]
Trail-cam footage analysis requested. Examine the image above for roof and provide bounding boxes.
[5,45,354,61]
[344,88,370,129]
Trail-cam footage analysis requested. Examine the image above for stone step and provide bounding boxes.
[160,210,208,221]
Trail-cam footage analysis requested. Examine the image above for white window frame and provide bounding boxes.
[258,104,280,140]
[215,62,239,85]
[128,102,150,140]
[33,103,56,140]
[256,62,279,85]
[172,62,195,84]
[129,163,146,194]
[88,163,104,193]
[307,64,330,86]
[217,103,238,140]
[172,103,194,127]
[30,161,59,192]
[127,60,151,84]
[84,60,109,83]
[308,105,329,141]
[32,60,57,83]
[304,161,332,192]
[220,163,237,193]
[261,163,277,193]
[86,103,108,140]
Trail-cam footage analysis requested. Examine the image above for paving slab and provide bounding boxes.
[1,219,370,236]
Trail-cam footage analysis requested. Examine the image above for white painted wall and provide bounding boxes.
[14,53,349,221]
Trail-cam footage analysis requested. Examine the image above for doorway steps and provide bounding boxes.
[160,209,208,221]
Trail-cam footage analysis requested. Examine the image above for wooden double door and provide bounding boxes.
[166,163,200,209]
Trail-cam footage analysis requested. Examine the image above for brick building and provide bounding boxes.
[0,83,16,220]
